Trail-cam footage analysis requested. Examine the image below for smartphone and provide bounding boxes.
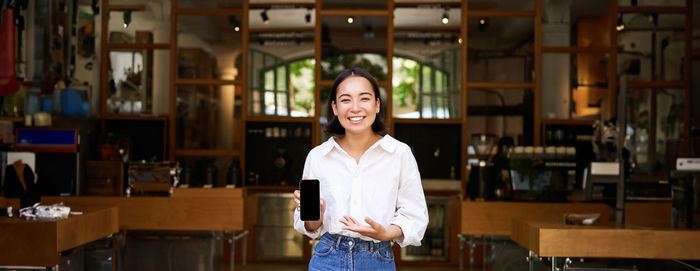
[299,179,320,221]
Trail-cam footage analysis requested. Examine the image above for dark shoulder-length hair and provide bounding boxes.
[324,67,387,136]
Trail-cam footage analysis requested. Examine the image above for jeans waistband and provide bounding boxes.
[320,233,391,252]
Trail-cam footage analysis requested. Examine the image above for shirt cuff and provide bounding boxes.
[294,208,322,239]
[390,214,421,247]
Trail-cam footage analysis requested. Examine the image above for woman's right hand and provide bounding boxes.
[294,189,326,231]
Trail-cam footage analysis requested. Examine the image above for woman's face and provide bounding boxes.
[332,76,380,136]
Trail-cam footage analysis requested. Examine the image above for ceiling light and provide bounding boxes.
[478,17,489,32]
[305,8,312,23]
[122,11,131,28]
[347,16,354,24]
[616,14,624,31]
[229,16,240,32]
[261,9,270,24]
[441,8,449,25]
[458,37,462,44]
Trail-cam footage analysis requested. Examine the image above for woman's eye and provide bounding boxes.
[361,97,371,101]
[340,99,350,103]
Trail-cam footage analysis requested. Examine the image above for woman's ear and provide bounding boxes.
[331,101,338,116]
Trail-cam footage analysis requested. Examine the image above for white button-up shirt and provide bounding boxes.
[293,135,429,247]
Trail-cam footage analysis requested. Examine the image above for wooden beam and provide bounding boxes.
[249,3,315,9]
[246,116,314,123]
[174,8,243,16]
[534,0,541,146]
[393,118,462,124]
[172,149,241,157]
[460,0,468,189]
[541,46,610,53]
[106,4,146,11]
[466,82,536,89]
[249,27,314,33]
[394,27,461,32]
[684,0,692,156]
[394,2,461,8]
[625,81,685,88]
[467,10,536,18]
[618,6,687,13]
[319,9,389,17]
[174,79,239,85]
[105,43,170,50]
[168,0,177,161]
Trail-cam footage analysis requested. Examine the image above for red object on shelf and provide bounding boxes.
[0,9,20,96]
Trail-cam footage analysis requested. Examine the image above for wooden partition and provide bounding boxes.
[461,201,613,236]
[0,206,118,267]
[42,188,244,231]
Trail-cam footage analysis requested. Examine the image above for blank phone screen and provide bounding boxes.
[300,179,320,221]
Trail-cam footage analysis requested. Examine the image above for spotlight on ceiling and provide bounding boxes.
[122,11,132,28]
[441,8,449,25]
[229,16,240,32]
[261,8,270,24]
[305,8,312,23]
[347,16,355,24]
[616,14,624,31]
[478,17,489,32]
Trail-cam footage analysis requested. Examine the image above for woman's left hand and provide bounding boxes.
[340,216,398,242]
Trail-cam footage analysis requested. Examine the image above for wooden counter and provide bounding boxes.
[0,206,118,267]
[511,217,700,260]
[0,197,19,209]
[460,201,613,236]
[42,188,244,231]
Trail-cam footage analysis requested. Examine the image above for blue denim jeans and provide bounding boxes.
[308,233,396,271]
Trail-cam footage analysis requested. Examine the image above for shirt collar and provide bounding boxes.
[320,134,397,156]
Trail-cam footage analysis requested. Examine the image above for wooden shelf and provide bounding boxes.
[394,27,461,32]
[393,118,462,124]
[249,27,315,33]
[319,9,390,17]
[103,114,168,121]
[623,81,686,89]
[467,10,536,17]
[249,3,314,9]
[466,82,535,89]
[105,43,170,50]
[394,2,461,8]
[0,116,24,122]
[174,78,241,86]
[106,4,146,11]
[540,119,595,126]
[173,149,241,157]
[244,185,297,193]
[175,8,243,16]
[246,116,314,123]
[542,46,611,53]
[618,6,686,13]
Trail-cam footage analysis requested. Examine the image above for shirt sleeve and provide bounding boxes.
[293,149,323,239]
[390,147,429,247]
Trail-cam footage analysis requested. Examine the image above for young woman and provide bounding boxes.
[293,67,429,271]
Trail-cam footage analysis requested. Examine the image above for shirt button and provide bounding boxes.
[348,241,353,245]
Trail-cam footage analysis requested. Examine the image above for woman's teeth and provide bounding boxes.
[349,116,363,121]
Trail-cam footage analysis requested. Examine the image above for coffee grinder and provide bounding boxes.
[468,133,497,200]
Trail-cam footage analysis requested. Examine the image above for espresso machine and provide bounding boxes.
[468,133,497,200]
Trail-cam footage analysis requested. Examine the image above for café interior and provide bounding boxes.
[0,0,698,270]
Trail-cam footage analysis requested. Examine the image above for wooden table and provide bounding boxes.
[511,217,700,270]
[0,206,118,268]
[42,188,247,271]
[458,201,612,270]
